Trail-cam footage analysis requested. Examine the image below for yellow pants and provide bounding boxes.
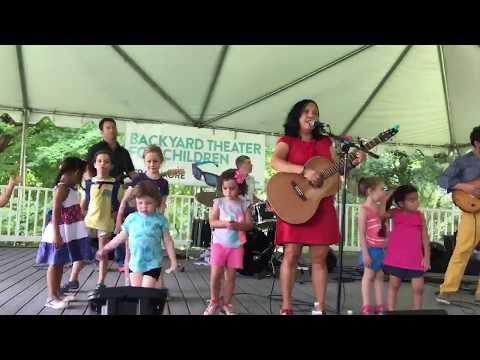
[440,212,480,294]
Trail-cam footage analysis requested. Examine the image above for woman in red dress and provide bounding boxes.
[271,99,365,315]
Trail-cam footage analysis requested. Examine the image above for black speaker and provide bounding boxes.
[430,242,449,274]
[386,309,448,315]
[88,286,168,315]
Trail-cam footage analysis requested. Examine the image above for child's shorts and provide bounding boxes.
[358,247,385,272]
[129,267,162,280]
[87,228,112,239]
[383,265,424,280]
[210,243,244,269]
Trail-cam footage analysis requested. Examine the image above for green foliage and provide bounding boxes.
[0,116,102,187]
[352,149,452,208]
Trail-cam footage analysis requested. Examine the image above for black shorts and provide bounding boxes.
[383,265,424,280]
[128,267,162,280]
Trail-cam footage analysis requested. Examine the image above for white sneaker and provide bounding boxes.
[221,304,236,315]
[203,299,221,315]
[45,299,68,310]
[61,294,75,302]
[312,302,326,315]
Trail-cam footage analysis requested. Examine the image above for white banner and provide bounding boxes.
[125,123,266,189]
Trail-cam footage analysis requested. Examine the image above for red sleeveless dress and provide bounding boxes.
[274,136,340,246]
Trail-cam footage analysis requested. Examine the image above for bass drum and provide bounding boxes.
[238,229,275,276]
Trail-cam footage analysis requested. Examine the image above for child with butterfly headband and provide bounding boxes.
[203,169,253,315]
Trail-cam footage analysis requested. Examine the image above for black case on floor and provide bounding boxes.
[88,286,168,315]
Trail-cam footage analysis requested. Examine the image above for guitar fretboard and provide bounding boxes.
[320,136,383,179]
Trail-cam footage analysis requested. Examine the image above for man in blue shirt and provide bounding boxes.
[436,126,480,304]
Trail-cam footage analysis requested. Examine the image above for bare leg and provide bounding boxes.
[223,268,237,305]
[98,235,111,284]
[374,270,385,306]
[69,261,84,283]
[47,264,64,301]
[310,245,330,311]
[142,275,158,288]
[411,277,424,310]
[129,272,143,287]
[210,265,224,301]
[280,244,302,310]
[361,267,375,307]
[387,275,402,311]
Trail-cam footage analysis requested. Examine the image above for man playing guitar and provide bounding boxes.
[437,126,480,304]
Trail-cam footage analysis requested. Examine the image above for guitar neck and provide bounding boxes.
[321,136,383,179]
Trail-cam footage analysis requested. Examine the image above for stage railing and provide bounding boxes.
[0,185,461,250]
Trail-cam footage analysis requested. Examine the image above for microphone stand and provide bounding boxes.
[330,136,378,315]
[336,140,351,315]
[318,123,380,314]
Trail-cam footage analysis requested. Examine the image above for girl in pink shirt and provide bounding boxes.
[383,185,431,311]
[357,177,390,315]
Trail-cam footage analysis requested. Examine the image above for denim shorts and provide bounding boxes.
[358,247,385,272]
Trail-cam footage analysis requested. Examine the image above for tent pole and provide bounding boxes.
[437,45,457,154]
[342,45,412,135]
[15,45,30,245]
[111,45,196,125]
[203,45,375,126]
[198,45,229,124]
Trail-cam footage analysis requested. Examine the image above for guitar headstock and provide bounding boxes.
[377,125,399,143]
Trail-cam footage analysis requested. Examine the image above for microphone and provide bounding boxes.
[309,117,327,131]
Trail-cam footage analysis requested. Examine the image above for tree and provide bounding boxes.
[0,114,102,187]
[352,148,452,208]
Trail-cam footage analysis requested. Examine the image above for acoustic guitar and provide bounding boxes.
[452,179,480,213]
[267,127,399,224]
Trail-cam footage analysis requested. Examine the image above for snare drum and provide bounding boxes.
[251,201,276,230]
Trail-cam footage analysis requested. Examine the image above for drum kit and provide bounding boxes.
[194,190,278,277]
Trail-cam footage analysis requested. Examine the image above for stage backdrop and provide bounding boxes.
[125,123,266,189]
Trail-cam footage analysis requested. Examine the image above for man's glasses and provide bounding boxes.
[192,161,219,187]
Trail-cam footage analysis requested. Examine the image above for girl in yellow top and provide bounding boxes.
[82,150,124,290]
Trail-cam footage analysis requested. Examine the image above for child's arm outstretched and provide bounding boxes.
[421,214,431,271]
[0,175,20,208]
[96,231,128,260]
[358,206,371,268]
[162,229,177,274]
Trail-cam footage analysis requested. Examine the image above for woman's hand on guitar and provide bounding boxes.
[462,183,480,198]
[303,168,324,187]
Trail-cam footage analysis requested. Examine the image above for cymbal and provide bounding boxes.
[194,190,218,208]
